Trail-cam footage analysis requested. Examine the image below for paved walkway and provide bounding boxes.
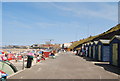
[8,52,119,79]
[10,58,37,71]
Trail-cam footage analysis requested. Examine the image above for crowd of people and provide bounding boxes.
[73,47,87,57]
[0,49,58,81]
[0,49,56,61]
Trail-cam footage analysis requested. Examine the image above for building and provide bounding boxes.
[110,35,120,67]
[97,40,110,62]
[92,41,98,60]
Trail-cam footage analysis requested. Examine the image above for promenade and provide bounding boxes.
[8,52,119,79]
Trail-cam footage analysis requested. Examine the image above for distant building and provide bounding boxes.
[60,43,72,48]
[2,45,29,49]
[31,44,60,49]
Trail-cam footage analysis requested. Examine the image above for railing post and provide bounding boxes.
[22,55,25,70]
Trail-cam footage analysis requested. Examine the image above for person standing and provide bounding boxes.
[26,55,33,68]
[50,51,55,59]
[15,54,18,62]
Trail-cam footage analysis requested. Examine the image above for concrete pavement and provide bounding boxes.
[8,52,119,79]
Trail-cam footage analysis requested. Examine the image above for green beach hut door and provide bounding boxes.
[89,46,91,57]
[98,45,101,61]
[93,46,95,58]
[112,43,118,66]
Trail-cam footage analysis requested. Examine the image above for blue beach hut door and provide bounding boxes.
[112,43,118,66]
[103,46,110,61]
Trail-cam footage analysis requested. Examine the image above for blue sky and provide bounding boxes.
[0,2,2,46]
[2,2,118,45]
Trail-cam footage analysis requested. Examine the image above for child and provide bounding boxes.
[36,55,40,63]
[50,52,55,59]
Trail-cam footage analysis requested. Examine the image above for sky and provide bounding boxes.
[2,0,120,2]
[0,2,2,46]
[2,2,119,45]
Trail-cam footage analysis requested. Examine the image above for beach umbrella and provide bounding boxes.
[27,53,34,56]
[27,53,34,59]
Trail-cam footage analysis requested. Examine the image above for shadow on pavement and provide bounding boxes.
[82,57,96,62]
[95,63,120,75]
[81,57,120,75]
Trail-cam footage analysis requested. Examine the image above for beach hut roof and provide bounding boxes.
[87,42,90,44]
[110,35,120,42]
[99,40,110,44]
[84,43,87,46]
[69,36,96,49]
[76,47,81,50]
[114,35,120,40]
[90,42,93,45]
[82,44,85,46]
[94,41,98,44]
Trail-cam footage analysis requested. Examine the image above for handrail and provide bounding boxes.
[0,60,18,73]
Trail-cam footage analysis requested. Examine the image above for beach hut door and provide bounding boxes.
[93,46,95,58]
[103,46,110,61]
[98,45,101,61]
[89,46,91,57]
[112,43,118,66]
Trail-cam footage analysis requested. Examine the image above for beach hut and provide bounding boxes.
[88,42,93,58]
[109,35,120,67]
[76,47,81,56]
[85,42,90,57]
[83,43,88,57]
[97,39,110,62]
[82,44,87,56]
[92,41,98,60]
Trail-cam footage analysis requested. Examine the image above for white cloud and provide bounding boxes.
[50,2,118,22]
